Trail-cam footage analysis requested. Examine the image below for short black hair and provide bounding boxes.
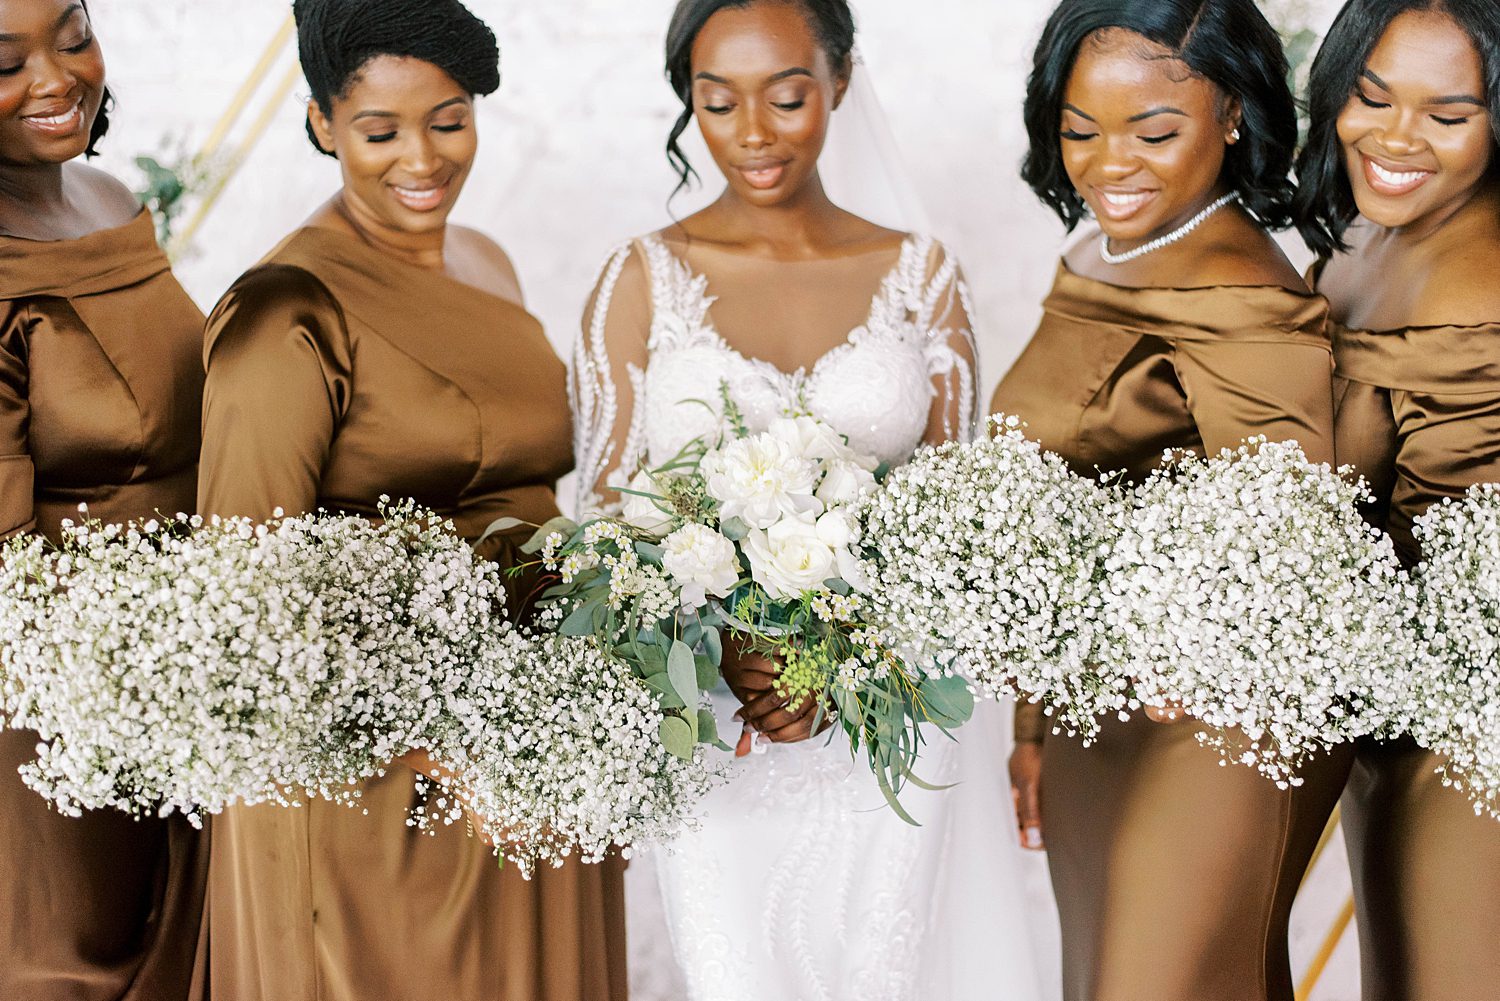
[1022,0,1299,231]
[1294,0,1500,257]
[664,0,855,194]
[292,0,500,158]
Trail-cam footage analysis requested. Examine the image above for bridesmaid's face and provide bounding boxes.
[689,1,849,208]
[1059,30,1241,245]
[308,55,478,236]
[1336,10,1491,230]
[0,0,106,167]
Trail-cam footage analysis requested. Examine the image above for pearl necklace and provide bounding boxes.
[1099,191,1241,265]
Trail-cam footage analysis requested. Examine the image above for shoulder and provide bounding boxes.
[1181,219,1306,292]
[582,239,653,333]
[447,225,524,306]
[1411,246,1500,328]
[67,163,144,229]
[207,263,346,356]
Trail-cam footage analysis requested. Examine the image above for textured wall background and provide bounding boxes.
[82,1,1358,997]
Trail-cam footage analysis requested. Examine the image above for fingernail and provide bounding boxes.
[1024,827,1043,850]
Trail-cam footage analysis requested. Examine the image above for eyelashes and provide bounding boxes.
[1057,130,1179,145]
[1356,90,1472,127]
[365,123,468,143]
[0,34,94,76]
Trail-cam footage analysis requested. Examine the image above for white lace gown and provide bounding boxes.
[572,233,1053,1001]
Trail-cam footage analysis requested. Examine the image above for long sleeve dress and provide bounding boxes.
[572,231,1050,1001]
[1326,296,1500,1000]
[196,224,627,1001]
[990,261,1352,1001]
[0,210,207,1001]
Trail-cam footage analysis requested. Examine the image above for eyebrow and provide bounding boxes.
[694,67,815,85]
[1362,69,1483,107]
[0,3,84,42]
[1062,104,1096,122]
[1127,106,1187,122]
[350,97,469,122]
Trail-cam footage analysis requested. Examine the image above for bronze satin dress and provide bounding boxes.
[0,210,207,1000]
[990,263,1353,1001]
[1328,307,1500,1000]
[196,225,627,1001]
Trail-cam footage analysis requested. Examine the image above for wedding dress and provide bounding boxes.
[571,230,1051,1001]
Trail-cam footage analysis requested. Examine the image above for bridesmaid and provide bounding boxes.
[1295,2,1500,997]
[0,1,206,997]
[195,1,626,998]
[991,1,1351,999]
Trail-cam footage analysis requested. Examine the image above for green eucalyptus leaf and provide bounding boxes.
[696,708,719,745]
[635,541,666,562]
[516,515,577,553]
[560,599,602,637]
[720,517,749,542]
[702,626,723,667]
[644,673,687,711]
[695,654,719,692]
[667,640,700,710]
[660,716,695,760]
[920,675,975,725]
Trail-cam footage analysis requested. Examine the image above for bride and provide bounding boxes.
[571,1,1049,998]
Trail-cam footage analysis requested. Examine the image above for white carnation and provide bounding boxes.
[702,433,821,530]
[660,524,741,609]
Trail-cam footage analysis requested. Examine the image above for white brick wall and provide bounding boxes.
[83,2,1358,998]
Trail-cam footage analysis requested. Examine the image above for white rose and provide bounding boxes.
[743,518,837,600]
[619,470,674,535]
[816,458,878,508]
[660,524,740,609]
[767,415,852,462]
[702,434,822,530]
[815,510,853,549]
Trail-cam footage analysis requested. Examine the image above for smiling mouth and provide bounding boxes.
[390,182,450,213]
[739,162,788,191]
[20,101,83,137]
[1093,187,1158,222]
[1361,154,1434,196]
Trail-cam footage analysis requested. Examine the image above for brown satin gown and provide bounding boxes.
[991,262,1353,1001]
[1326,300,1500,1000]
[0,210,207,1000]
[196,225,627,1001]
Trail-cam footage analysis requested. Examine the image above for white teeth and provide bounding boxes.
[1100,191,1150,209]
[24,106,79,127]
[1369,161,1429,187]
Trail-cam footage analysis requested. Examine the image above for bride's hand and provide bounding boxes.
[1009,741,1045,852]
[737,686,833,746]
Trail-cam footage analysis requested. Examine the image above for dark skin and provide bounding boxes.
[1006,29,1305,852]
[1317,9,1499,331]
[304,54,522,305]
[671,0,904,748]
[0,0,139,239]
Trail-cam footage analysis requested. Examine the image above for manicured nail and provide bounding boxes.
[1024,827,1043,850]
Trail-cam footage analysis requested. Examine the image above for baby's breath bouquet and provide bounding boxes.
[1406,485,1500,819]
[424,630,719,873]
[0,501,507,824]
[523,406,972,821]
[855,416,1126,740]
[1101,439,1417,787]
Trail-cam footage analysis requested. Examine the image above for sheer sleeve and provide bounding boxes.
[916,242,980,446]
[1173,338,1336,467]
[198,265,352,521]
[571,243,653,516]
[0,303,33,540]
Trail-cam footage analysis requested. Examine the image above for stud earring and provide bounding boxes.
[1229,127,1242,143]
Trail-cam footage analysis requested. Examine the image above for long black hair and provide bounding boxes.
[1293,0,1500,257]
[291,0,500,157]
[1022,0,1299,231]
[663,0,855,194]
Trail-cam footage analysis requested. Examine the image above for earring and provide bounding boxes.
[1229,127,1242,143]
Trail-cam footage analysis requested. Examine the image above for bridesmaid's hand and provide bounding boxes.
[1143,701,1190,724]
[1009,741,1045,852]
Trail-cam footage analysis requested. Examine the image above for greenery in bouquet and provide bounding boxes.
[1101,439,1419,788]
[1407,485,1500,819]
[523,400,972,822]
[855,415,1126,742]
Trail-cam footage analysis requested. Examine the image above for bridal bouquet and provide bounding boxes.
[1101,439,1418,786]
[1406,485,1500,819]
[854,416,1126,740]
[528,408,972,820]
[0,501,508,824]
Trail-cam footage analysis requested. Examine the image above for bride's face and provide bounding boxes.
[1058,29,1241,245]
[689,1,849,208]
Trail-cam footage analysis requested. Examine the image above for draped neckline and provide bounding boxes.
[1047,260,1330,346]
[0,209,169,300]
